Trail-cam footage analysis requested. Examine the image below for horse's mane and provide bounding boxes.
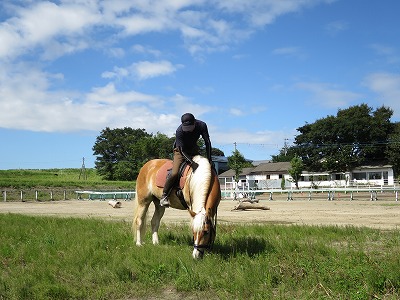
[188,155,211,227]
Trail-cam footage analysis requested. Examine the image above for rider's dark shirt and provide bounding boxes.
[175,120,211,159]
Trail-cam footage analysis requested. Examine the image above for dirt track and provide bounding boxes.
[1,195,400,230]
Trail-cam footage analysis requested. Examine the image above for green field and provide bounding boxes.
[0,168,134,189]
[1,169,400,299]
[0,214,399,299]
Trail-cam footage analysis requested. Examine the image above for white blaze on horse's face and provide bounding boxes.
[192,208,213,259]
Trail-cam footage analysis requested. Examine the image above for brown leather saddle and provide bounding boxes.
[155,160,191,189]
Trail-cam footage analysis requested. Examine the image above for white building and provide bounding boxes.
[218,161,395,190]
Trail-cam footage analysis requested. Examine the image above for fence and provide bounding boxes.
[1,189,136,202]
[1,189,76,202]
[75,190,135,201]
[223,186,400,202]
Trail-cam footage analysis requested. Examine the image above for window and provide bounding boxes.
[368,172,382,180]
[353,172,367,180]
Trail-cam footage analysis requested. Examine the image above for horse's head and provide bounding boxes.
[191,208,216,259]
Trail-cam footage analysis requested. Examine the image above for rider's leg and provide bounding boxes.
[160,148,184,207]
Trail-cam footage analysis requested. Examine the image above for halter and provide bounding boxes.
[192,212,217,255]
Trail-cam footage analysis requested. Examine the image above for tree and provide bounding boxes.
[271,146,296,162]
[92,127,224,181]
[288,156,303,189]
[227,149,253,189]
[294,104,394,172]
[92,127,173,181]
[92,127,150,180]
[386,122,400,177]
[196,138,225,157]
[211,147,225,156]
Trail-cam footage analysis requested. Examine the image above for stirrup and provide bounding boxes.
[160,195,170,208]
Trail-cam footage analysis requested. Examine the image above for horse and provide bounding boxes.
[132,155,221,259]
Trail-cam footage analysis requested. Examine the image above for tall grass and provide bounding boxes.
[0,214,399,299]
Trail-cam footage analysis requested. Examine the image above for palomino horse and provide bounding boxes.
[133,155,221,259]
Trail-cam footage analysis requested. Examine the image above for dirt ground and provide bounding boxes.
[1,193,400,230]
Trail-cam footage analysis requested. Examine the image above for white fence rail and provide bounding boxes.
[222,186,400,202]
[1,189,136,202]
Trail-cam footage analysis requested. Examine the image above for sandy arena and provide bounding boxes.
[1,193,400,230]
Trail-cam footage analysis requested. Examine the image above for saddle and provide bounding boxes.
[155,160,191,189]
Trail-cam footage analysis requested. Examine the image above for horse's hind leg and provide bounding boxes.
[133,196,151,246]
[151,200,165,245]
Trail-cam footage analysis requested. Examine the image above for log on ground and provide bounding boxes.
[232,201,270,211]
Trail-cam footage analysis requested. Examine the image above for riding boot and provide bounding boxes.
[160,192,170,208]
[161,165,179,208]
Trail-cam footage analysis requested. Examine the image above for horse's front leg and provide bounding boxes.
[151,200,166,245]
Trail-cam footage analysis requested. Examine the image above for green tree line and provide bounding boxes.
[272,104,400,177]
[93,104,400,182]
[92,127,224,181]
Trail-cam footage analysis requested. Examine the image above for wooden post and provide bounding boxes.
[63,190,67,200]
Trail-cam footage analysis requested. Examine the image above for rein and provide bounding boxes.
[193,215,217,253]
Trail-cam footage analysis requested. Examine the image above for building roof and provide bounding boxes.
[218,167,254,177]
[251,160,271,166]
[251,161,291,174]
[219,162,291,178]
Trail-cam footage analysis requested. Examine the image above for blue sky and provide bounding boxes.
[1,0,400,170]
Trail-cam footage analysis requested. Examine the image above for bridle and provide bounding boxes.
[193,212,217,255]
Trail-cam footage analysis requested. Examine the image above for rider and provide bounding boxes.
[160,113,212,207]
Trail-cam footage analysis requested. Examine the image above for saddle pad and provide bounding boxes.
[155,160,190,189]
[155,160,173,188]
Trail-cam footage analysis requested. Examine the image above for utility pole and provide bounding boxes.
[79,157,87,180]
[284,138,289,156]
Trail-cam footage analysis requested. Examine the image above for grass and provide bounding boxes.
[0,169,134,189]
[1,214,399,299]
[0,169,135,201]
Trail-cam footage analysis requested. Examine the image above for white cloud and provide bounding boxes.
[272,46,306,59]
[0,0,342,135]
[86,83,160,105]
[230,108,244,116]
[132,60,183,80]
[216,0,337,27]
[0,1,101,60]
[0,62,176,133]
[325,20,348,35]
[131,44,162,57]
[369,44,400,64]
[296,82,362,108]
[0,0,335,61]
[170,94,215,118]
[101,60,183,81]
[364,72,400,118]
